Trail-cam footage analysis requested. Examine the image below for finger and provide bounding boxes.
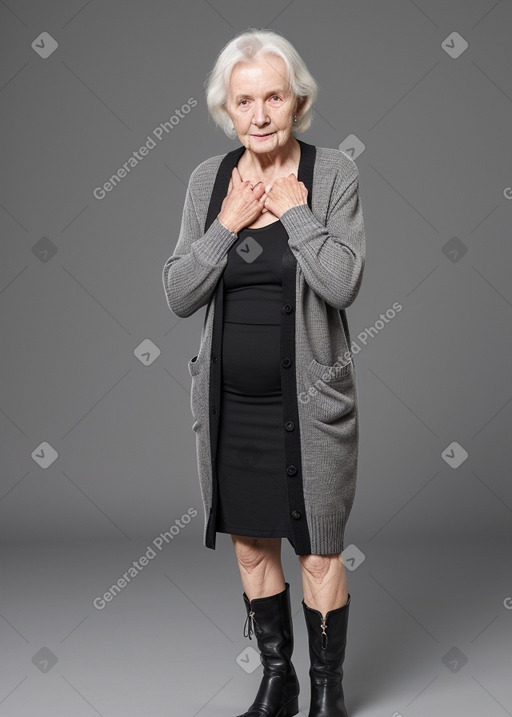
[252,183,265,199]
[235,168,252,189]
[232,166,243,185]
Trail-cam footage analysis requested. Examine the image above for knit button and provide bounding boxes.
[291,510,302,520]
[281,357,292,368]
[286,465,297,476]
[282,303,293,314]
[211,353,217,363]
[284,420,295,431]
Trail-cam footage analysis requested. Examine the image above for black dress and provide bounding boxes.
[215,218,296,547]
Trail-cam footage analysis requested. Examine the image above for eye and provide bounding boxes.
[239,99,249,106]
[271,95,281,101]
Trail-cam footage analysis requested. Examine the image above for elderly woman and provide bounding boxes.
[162,28,366,717]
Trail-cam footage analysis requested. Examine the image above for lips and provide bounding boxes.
[252,132,274,137]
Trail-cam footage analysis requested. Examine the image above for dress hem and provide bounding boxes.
[216,525,294,539]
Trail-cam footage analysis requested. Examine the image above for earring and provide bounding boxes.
[293,115,297,123]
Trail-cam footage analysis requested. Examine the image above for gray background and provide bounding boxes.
[1,1,511,715]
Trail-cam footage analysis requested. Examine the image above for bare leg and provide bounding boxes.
[298,553,348,616]
[231,535,286,599]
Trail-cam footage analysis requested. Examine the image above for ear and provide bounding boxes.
[294,96,307,121]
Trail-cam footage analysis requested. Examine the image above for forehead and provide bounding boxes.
[228,55,289,93]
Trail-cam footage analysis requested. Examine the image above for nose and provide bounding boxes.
[251,102,270,126]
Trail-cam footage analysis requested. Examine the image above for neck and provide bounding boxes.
[241,135,301,177]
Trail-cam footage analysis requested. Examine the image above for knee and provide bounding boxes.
[232,537,266,573]
[299,553,339,580]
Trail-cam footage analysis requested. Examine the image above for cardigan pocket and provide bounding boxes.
[304,357,356,423]
[188,354,202,377]
[188,354,206,432]
[308,357,352,385]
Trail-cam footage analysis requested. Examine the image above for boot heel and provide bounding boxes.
[277,694,299,717]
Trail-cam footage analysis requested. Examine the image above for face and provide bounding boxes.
[225,54,299,153]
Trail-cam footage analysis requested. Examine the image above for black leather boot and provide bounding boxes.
[302,593,351,717]
[234,581,300,717]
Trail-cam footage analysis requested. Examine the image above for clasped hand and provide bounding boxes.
[218,166,308,234]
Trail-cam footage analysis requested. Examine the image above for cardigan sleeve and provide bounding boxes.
[162,167,238,318]
[279,161,366,310]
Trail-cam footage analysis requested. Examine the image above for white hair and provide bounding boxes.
[204,28,319,139]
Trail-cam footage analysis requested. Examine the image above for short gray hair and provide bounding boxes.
[204,28,318,139]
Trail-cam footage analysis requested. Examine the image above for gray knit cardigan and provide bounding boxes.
[162,140,366,555]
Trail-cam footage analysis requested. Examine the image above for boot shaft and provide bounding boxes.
[243,582,295,662]
[302,594,350,662]
[302,594,351,716]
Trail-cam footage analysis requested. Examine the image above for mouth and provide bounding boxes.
[252,132,275,138]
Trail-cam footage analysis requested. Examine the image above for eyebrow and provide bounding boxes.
[235,89,285,100]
